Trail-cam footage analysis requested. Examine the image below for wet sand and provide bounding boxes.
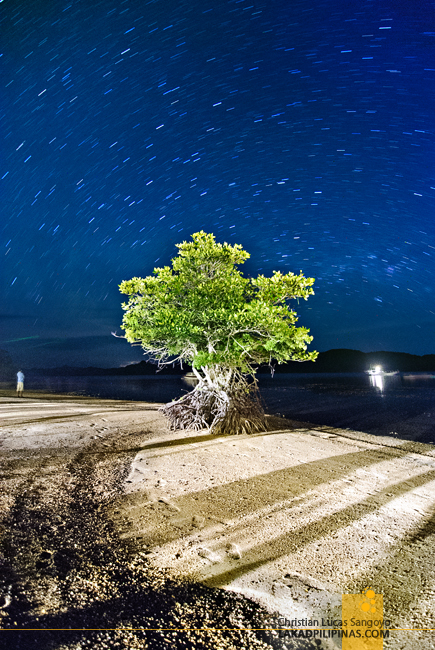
[1,393,435,649]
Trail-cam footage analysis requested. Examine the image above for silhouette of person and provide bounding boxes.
[16,370,24,397]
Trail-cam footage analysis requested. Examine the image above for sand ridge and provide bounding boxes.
[109,419,435,646]
[1,393,435,649]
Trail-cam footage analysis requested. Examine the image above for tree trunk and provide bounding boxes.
[159,369,267,435]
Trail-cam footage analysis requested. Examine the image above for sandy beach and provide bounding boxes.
[1,391,435,649]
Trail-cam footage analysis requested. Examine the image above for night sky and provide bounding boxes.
[2,0,435,368]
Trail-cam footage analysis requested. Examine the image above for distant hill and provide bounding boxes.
[28,360,192,377]
[26,349,435,376]
[258,349,435,374]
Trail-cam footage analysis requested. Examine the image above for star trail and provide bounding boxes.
[2,0,435,367]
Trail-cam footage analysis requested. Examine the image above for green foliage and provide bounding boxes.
[119,231,317,374]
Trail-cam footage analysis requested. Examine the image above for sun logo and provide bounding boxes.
[360,588,377,614]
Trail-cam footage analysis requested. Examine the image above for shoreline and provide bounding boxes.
[3,369,435,448]
[1,388,434,453]
[1,385,435,449]
[1,394,435,648]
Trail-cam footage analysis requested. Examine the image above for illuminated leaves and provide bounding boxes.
[119,231,317,372]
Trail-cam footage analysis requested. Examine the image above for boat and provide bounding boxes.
[366,366,400,377]
[181,372,199,387]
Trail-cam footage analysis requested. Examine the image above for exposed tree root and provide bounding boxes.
[160,387,216,431]
[160,379,267,435]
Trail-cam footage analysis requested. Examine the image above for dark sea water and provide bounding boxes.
[24,373,435,445]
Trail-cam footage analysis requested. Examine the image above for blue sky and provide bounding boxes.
[2,0,435,367]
